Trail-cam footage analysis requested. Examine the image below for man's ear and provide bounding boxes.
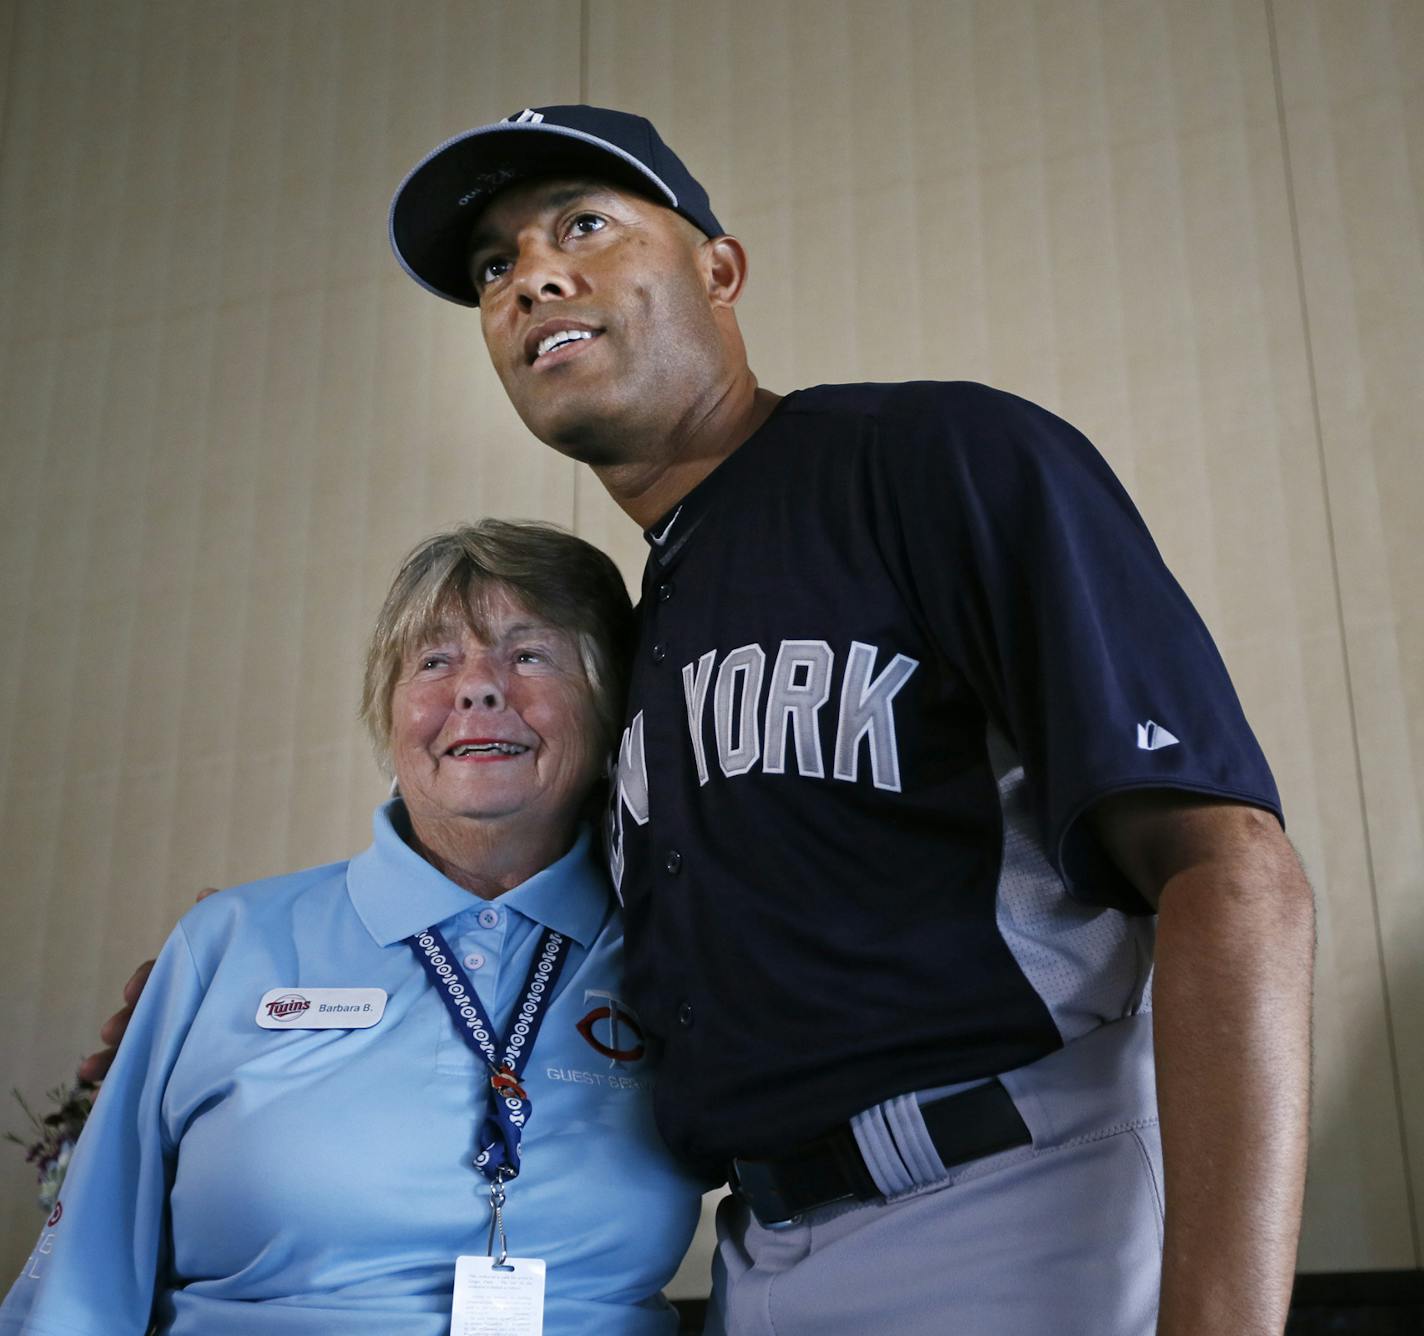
[701,234,749,308]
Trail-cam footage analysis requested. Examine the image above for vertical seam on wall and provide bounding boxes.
[579,0,589,102]
[0,0,20,179]
[1264,0,1422,1266]
[0,4,20,819]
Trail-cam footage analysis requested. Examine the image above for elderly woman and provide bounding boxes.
[1,521,703,1336]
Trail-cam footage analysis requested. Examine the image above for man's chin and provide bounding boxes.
[519,404,640,468]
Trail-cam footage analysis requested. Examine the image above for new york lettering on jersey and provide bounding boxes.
[607,638,919,897]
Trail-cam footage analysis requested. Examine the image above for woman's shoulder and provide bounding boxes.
[174,857,356,963]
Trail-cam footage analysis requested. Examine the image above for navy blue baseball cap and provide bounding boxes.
[389,104,725,308]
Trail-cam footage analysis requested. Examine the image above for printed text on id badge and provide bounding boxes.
[451,1255,545,1336]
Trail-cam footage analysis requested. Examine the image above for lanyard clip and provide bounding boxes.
[490,1063,529,1101]
[486,1166,514,1267]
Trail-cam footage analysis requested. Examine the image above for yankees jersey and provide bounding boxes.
[606,380,1281,1167]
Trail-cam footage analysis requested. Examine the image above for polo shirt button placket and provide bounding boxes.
[437,906,503,1074]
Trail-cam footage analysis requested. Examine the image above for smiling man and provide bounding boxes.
[391,104,1314,1336]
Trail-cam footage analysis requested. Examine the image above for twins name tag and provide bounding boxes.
[255,988,387,1029]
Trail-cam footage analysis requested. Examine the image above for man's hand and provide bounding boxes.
[1090,792,1314,1336]
[76,888,222,1082]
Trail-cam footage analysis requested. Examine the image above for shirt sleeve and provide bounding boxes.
[878,382,1282,911]
[0,925,205,1336]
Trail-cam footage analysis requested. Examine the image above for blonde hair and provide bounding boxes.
[361,520,634,771]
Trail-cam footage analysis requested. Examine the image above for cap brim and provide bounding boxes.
[389,123,680,307]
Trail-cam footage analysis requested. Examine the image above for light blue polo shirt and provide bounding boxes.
[1,803,703,1336]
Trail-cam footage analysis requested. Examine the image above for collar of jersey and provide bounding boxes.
[641,390,800,567]
[346,799,607,948]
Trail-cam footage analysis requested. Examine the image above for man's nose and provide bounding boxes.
[512,239,575,310]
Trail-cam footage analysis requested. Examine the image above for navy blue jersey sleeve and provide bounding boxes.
[876,382,1281,910]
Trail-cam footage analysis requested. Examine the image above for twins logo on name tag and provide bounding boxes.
[255,988,388,1030]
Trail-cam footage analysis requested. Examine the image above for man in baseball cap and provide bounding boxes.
[103,104,1316,1336]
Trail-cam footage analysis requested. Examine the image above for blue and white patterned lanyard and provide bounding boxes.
[407,922,569,1185]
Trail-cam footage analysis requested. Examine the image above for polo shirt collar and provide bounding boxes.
[347,799,608,949]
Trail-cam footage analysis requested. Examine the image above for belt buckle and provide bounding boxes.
[727,1156,801,1229]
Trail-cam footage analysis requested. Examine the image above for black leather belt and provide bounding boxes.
[728,1079,1032,1227]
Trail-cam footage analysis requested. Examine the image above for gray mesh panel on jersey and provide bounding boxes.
[988,724,1154,1044]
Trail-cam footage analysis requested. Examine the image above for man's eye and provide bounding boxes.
[418,654,449,671]
[566,213,606,238]
[476,257,510,286]
[514,649,545,664]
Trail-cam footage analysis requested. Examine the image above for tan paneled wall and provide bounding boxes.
[0,2,14,148]
[0,0,587,1276]
[1272,0,1424,1265]
[0,0,1419,1286]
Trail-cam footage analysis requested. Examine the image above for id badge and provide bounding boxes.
[450,1255,545,1336]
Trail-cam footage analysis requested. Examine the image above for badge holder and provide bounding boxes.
[451,1255,545,1336]
[451,1171,546,1336]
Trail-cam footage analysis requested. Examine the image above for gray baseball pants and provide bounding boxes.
[705,1014,1163,1336]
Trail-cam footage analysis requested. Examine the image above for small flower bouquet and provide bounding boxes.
[6,1077,96,1213]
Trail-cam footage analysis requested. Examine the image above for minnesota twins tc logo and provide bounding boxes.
[576,989,646,1066]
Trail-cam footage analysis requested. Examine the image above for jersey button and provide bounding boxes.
[664,849,682,875]
[477,907,500,930]
[651,641,667,663]
[463,952,486,971]
[656,581,674,602]
[677,1001,695,1028]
